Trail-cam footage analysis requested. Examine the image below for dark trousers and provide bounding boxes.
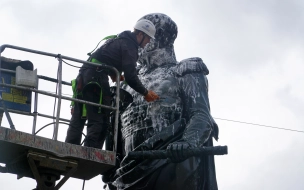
[65,83,112,149]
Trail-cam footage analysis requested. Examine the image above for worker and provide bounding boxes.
[65,19,160,149]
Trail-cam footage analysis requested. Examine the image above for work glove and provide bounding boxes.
[110,75,124,83]
[166,141,191,163]
[144,90,160,102]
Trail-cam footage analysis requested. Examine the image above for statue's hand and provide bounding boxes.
[166,141,191,163]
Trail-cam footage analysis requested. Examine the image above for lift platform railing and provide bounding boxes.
[0,44,121,152]
[0,68,76,133]
[0,67,72,129]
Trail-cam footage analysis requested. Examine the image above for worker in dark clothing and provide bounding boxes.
[65,19,160,149]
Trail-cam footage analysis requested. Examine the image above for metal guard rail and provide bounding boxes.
[0,44,121,152]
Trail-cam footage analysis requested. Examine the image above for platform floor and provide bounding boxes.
[0,126,115,180]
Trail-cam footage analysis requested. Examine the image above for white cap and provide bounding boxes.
[134,19,156,39]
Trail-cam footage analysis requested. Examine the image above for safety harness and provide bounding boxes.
[70,35,118,118]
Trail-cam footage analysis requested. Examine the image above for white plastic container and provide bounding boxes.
[15,66,38,88]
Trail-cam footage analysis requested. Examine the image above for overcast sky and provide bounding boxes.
[1,0,304,189]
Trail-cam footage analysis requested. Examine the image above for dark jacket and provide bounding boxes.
[88,30,148,96]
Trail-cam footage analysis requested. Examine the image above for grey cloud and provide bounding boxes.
[254,0,304,40]
[241,140,304,190]
[276,85,304,123]
[1,1,107,37]
[172,0,304,74]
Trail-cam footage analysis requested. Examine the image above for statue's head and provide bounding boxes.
[137,13,178,67]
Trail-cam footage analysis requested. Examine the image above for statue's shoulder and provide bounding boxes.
[172,57,209,77]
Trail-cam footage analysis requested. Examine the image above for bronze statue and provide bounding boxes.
[105,13,219,190]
